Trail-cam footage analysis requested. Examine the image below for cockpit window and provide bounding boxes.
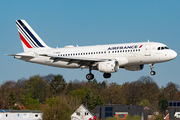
[165,46,169,49]
[157,46,169,50]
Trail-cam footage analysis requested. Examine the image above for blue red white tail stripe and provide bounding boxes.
[17,20,44,48]
[16,22,37,48]
[16,20,48,49]
[18,32,33,48]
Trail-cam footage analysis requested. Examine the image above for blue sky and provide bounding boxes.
[1,0,180,87]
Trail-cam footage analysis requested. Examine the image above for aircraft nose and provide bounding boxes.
[171,50,177,59]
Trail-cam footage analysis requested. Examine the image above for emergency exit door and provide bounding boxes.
[145,45,151,56]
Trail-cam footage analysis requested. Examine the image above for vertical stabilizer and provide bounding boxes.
[16,20,50,52]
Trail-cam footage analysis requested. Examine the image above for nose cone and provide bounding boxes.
[170,50,177,60]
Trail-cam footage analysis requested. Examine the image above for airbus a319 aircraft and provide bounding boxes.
[6,20,177,80]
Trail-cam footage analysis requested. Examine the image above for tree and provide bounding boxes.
[126,115,141,120]
[106,117,116,120]
[43,96,71,120]
[101,83,126,104]
[8,91,16,109]
[137,76,160,104]
[25,98,41,110]
[158,98,168,118]
[163,82,180,100]
[0,81,17,109]
[137,99,150,106]
[68,88,87,101]
[93,95,104,106]
[82,90,95,110]
[101,81,107,88]
[20,75,48,104]
[49,75,67,96]
[122,76,160,105]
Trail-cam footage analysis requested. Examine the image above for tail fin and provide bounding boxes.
[16,20,50,52]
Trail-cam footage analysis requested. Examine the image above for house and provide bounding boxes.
[169,100,180,120]
[95,105,157,120]
[71,104,96,120]
[0,110,42,120]
[164,113,169,120]
[96,105,143,120]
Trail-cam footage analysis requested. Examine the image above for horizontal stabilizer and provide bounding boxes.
[5,54,34,58]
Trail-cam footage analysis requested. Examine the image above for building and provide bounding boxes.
[169,100,180,120]
[95,105,156,120]
[0,110,42,120]
[96,105,143,120]
[71,104,96,120]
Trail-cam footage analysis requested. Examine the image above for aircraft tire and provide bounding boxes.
[86,73,94,80]
[103,73,111,78]
[150,71,156,75]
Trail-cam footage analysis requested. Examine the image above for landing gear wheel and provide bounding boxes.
[86,73,94,80]
[150,71,156,76]
[103,73,111,78]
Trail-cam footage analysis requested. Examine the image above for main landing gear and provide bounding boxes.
[86,73,94,80]
[86,66,94,80]
[86,67,112,80]
[103,73,111,78]
[149,63,156,75]
[86,72,112,80]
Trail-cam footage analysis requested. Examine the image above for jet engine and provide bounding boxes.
[98,60,119,73]
[124,65,144,71]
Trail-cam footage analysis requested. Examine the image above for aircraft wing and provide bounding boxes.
[40,54,109,65]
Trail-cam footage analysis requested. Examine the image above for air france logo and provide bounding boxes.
[107,45,143,50]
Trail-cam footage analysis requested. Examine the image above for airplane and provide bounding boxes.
[6,20,177,80]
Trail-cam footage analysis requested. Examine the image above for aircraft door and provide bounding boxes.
[145,45,151,56]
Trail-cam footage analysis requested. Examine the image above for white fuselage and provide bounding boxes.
[9,20,177,80]
[16,42,177,70]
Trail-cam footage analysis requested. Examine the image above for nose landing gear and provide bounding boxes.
[149,63,156,75]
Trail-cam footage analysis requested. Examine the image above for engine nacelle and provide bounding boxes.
[124,65,144,71]
[98,60,119,73]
